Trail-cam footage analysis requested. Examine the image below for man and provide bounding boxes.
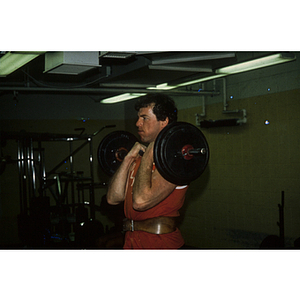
[107,94,188,249]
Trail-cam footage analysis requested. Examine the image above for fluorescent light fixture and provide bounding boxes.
[147,74,226,90]
[148,65,212,72]
[101,93,146,104]
[147,83,177,90]
[0,51,44,77]
[216,53,295,75]
[175,74,226,87]
[151,53,236,65]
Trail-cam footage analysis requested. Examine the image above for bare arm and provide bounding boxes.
[106,142,146,205]
[132,142,176,211]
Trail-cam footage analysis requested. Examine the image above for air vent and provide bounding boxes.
[44,52,101,75]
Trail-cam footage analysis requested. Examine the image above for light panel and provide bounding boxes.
[175,74,226,87]
[151,52,236,65]
[147,74,226,91]
[101,93,146,104]
[0,52,44,77]
[147,83,176,90]
[148,65,212,72]
[216,53,295,75]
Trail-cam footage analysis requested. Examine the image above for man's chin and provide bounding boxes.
[138,133,145,141]
[139,136,149,144]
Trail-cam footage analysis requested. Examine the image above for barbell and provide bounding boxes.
[97,122,209,185]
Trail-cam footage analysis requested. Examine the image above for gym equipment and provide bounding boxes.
[97,131,139,176]
[153,122,209,185]
[98,122,209,185]
[1,125,115,247]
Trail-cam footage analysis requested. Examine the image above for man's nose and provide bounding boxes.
[136,118,142,127]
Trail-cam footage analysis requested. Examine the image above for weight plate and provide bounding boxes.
[98,131,138,176]
[154,122,209,185]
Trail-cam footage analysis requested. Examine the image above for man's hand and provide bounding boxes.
[140,141,154,163]
[107,142,146,206]
[127,142,147,160]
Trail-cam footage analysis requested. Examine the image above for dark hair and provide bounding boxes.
[134,93,177,124]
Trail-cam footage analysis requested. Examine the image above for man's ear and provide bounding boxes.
[161,117,169,128]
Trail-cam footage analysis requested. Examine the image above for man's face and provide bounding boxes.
[136,104,168,143]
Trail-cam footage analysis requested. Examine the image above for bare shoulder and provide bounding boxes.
[152,167,176,191]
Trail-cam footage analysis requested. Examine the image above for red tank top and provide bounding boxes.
[123,157,188,249]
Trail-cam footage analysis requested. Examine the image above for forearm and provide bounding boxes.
[132,144,155,210]
[132,143,176,211]
[107,155,135,205]
[133,151,153,197]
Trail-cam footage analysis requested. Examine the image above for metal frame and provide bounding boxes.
[1,125,114,246]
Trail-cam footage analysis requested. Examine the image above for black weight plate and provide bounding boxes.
[154,122,209,185]
[98,131,138,176]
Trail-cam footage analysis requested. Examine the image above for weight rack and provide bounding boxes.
[1,126,112,248]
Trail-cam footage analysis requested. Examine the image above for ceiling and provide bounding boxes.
[0,51,284,101]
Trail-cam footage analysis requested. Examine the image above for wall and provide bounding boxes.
[0,93,127,121]
[176,89,300,248]
[170,56,300,248]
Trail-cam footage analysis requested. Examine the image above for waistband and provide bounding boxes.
[123,216,176,235]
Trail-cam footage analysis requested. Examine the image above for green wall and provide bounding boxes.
[177,89,300,248]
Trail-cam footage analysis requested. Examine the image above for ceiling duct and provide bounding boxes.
[44,51,101,75]
[99,51,137,65]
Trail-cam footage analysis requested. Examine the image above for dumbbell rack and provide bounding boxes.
[1,127,111,248]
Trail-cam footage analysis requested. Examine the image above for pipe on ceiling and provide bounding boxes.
[0,86,220,96]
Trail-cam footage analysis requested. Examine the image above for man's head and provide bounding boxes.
[135,93,178,124]
[135,94,178,143]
